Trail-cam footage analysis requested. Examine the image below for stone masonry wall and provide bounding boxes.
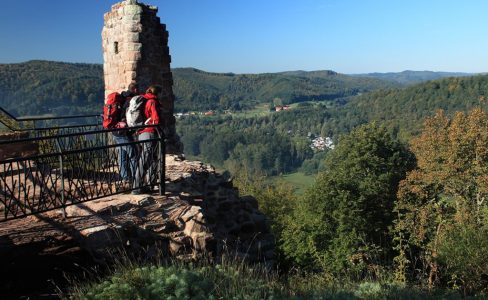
[102,0,181,153]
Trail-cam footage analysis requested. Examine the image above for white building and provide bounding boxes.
[310,136,335,151]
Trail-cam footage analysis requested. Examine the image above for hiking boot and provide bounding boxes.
[140,186,152,194]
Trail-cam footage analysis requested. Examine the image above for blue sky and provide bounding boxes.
[1,0,488,74]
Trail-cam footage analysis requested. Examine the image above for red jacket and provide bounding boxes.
[138,93,161,135]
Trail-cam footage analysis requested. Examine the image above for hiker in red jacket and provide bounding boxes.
[132,85,163,194]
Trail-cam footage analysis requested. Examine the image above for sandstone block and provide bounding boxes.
[143,223,162,231]
[179,192,191,200]
[111,3,121,11]
[125,51,141,61]
[124,61,138,71]
[126,32,140,42]
[156,220,179,233]
[130,13,142,21]
[184,219,205,236]
[80,225,125,252]
[181,205,200,222]
[174,218,185,230]
[124,4,143,15]
[137,196,154,207]
[169,235,192,255]
[126,42,142,52]
[193,212,204,223]
[127,71,137,80]
[193,234,215,252]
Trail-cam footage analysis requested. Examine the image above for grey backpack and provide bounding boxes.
[126,95,146,127]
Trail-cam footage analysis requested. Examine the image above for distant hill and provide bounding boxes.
[0,61,480,120]
[352,70,474,85]
[171,68,398,111]
[335,73,488,139]
[277,70,339,77]
[0,61,399,116]
[0,60,103,116]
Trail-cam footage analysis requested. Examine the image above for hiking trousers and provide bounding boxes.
[112,134,136,182]
[133,132,158,189]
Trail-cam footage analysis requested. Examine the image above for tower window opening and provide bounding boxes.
[114,42,119,54]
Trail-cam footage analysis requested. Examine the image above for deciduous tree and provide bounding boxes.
[394,108,488,292]
[283,122,414,275]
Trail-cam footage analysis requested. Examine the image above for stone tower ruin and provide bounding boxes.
[102,0,182,153]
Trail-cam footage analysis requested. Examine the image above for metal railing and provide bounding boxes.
[0,125,166,222]
[0,106,102,138]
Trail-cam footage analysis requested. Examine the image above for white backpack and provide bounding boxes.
[126,95,146,127]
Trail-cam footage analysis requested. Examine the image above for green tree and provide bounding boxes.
[282,122,414,275]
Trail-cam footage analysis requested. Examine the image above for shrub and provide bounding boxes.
[83,266,214,300]
[72,260,484,300]
[354,282,384,299]
[437,223,488,294]
[78,262,286,300]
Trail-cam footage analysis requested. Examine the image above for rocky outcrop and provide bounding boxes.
[0,155,274,297]
[0,154,274,267]
[161,155,274,263]
[63,155,274,264]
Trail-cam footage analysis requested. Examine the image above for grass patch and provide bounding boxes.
[67,256,481,300]
[230,103,273,119]
[278,172,315,194]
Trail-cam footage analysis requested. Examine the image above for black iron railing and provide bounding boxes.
[0,125,166,222]
[0,106,102,138]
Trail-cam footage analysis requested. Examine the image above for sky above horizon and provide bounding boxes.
[1,0,488,74]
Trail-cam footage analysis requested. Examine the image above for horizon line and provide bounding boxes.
[0,59,483,75]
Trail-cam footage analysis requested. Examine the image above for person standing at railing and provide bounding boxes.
[112,83,139,185]
[132,85,162,194]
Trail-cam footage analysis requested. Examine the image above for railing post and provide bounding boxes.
[55,139,66,219]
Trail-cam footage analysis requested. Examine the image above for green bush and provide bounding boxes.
[438,223,488,294]
[353,282,384,299]
[78,262,287,300]
[83,266,214,300]
[73,261,485,300]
